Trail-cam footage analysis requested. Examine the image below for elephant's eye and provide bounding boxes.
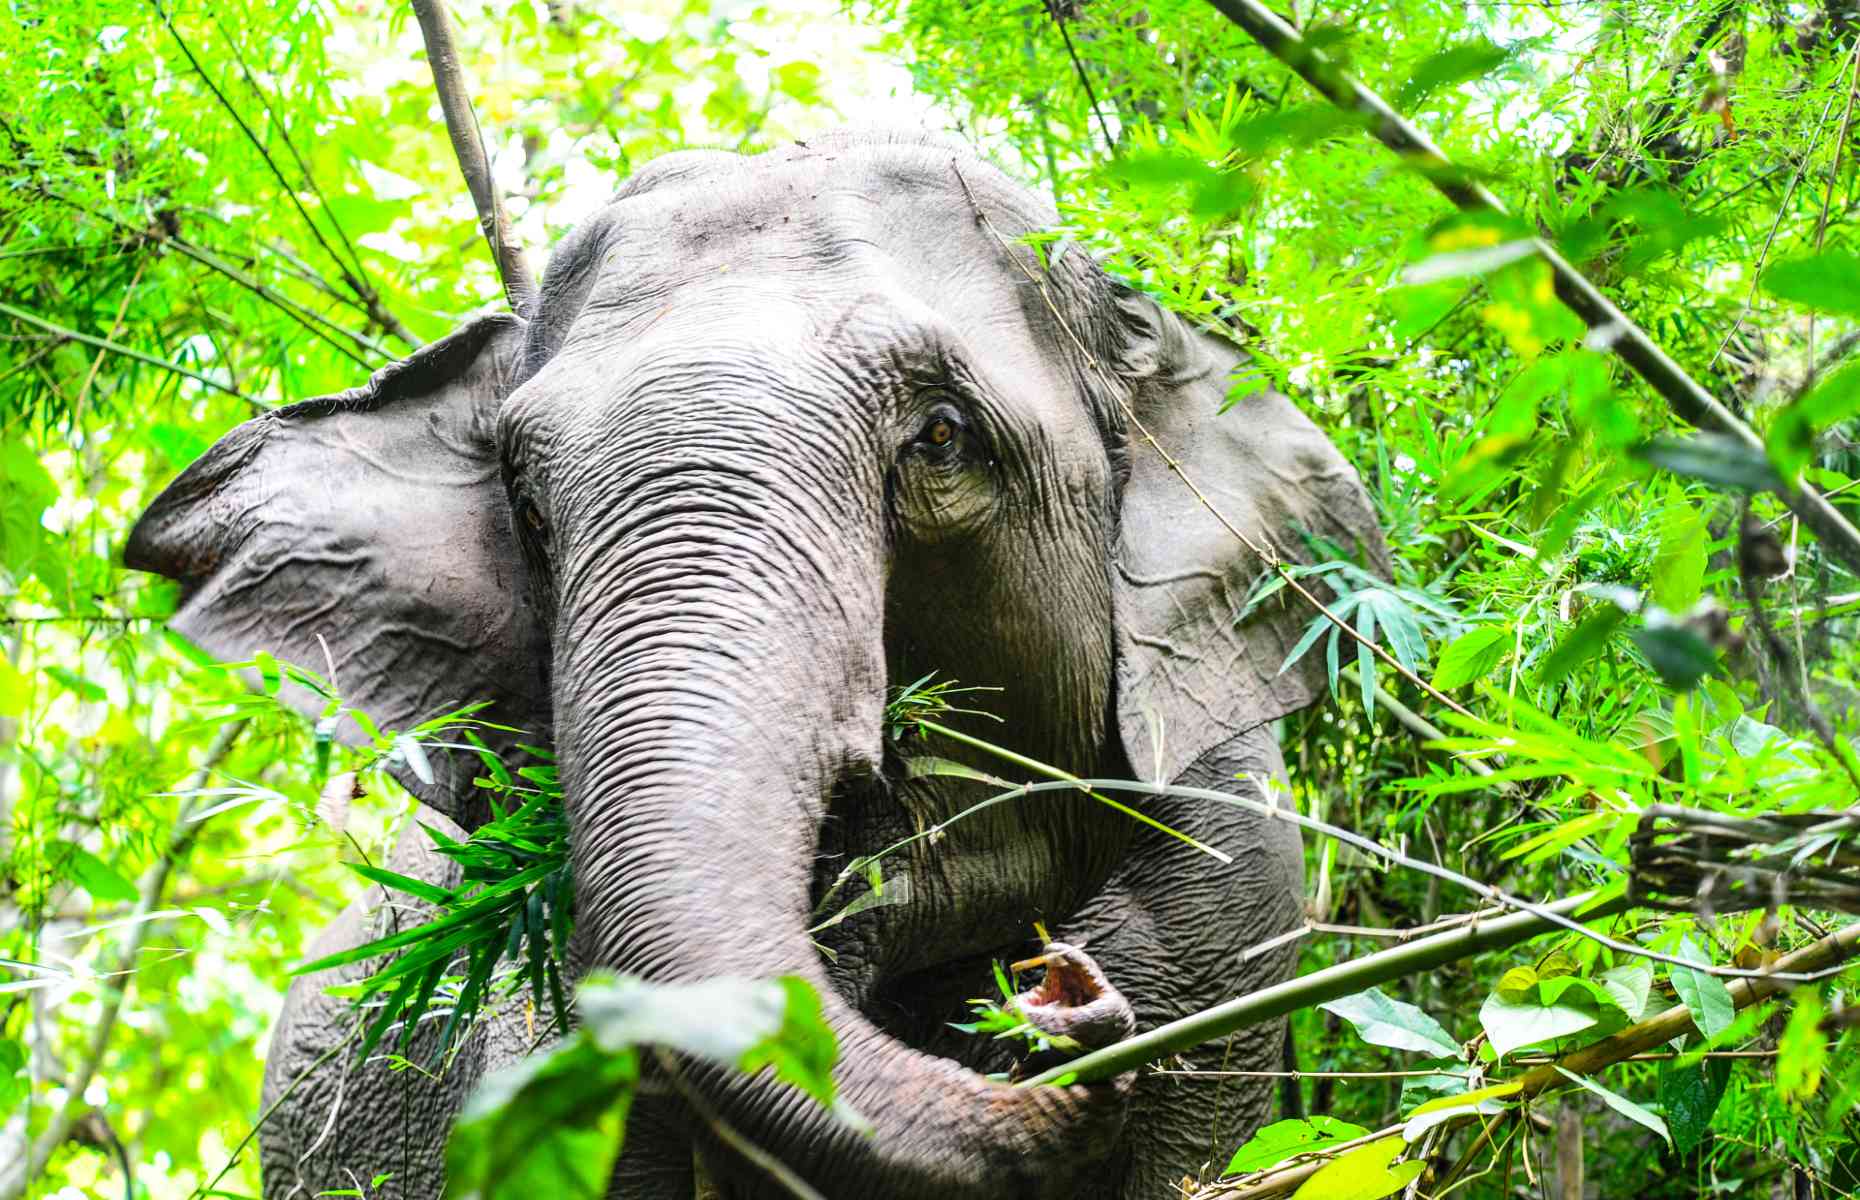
[519,499,546,534]
[914,402,966,453]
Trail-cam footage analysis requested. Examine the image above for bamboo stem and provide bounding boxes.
[1198,0,1860,576]
[411,0,540,318]
[1020,890,1630,1087]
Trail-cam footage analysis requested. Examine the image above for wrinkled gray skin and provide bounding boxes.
[127,130,1386,1200]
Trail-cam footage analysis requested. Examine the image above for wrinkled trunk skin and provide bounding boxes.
[540,336,1129,1197]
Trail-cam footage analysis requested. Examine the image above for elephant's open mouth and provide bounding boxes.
[1014,950,1102,1010]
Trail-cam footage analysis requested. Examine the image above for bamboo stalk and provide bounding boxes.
[411,0,540,318]
[1201,920,1860,1199]
[1020,890,1630,1088]
[1198,0,1860,577]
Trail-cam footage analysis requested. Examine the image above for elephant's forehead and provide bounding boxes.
[566,135,1055,322]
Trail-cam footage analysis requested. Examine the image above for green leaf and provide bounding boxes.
[1628,624,1717,691]
[349,862,455,907]
[1761,251,1860,319]
[1432,625,1509,689]
[1649,503,1707,613]
[1778,990,1828,1101]
[1634,434,1781,493]
[1670,937,1734,1039]
[1554,1066,1670,1146]
[444,1038,637,1200]
[1767,361,1860,480]
[43,666,107,703]
[0,440,55,584]
[1479,987,1615,1059]
[1289,1136,1424,1200]
[1319,988,1460,1058]
[1598,962,1653,1021]
[1396,39,1513,109]
[1536,607,1627,688]
[578,974,844,1112]
[1660,1056,1731,1155]
[0,1038,26,1114]
[1227,1116,1369,1175]
[54,842,140,904]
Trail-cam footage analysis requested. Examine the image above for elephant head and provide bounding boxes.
[127,130,1384,1197]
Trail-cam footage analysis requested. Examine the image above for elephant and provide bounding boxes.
[126,129,1387,1200]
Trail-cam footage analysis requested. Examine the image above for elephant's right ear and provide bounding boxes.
[127,314,549,825]
[1107,291,1389,785]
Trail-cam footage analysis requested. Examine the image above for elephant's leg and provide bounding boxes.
[1059,728,1305,1198]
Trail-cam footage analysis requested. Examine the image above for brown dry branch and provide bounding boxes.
[1198,919,1860,1199]
[411,0,540,317]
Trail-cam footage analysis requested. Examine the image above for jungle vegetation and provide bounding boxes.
[3,0,1859,1197]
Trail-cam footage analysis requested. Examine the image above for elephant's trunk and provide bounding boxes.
[550,409,1127,1196]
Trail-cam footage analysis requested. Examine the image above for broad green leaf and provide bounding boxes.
[1402,1080,1521,1140]
[578,974,843,1111]
[1554,1066,1670,1145]
[1762,251,1860,319]
[445,1038,637,1200]
[1432,625,1509,689]
[54,842,140,904]
[1634,434,1781,493]
[1479,989,1604,1059]
[1649,503,1707,613]
[1670,937,1734,1039]
[1629,624,1717,691]
[1660,1056,1731,1155]
[0,440,55,583]
[0,1038,25,1114]
[1319,987,1460,1058]
[1290,1136,1424,1200]
[1396,39,1514,109]
[1598,962,1653,1021]
[1536,607,1627,688]
[1767,361,1860,480]
[1778,990,1828,1101]
[1226,1116,1369,1175]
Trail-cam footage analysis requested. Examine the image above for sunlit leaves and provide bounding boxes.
[446,973,847,1200]
[446,1036,638,1200]
[1431,625,1509,689]
[1670,936,1735,1040]
[1761,252,1860,320]
[1777,990,1829,1103]
[1319,987,1460,1058]
[1288,1137,1423,1200]
[1554,1066,1670,1146]
[1226,1116,1370,1175]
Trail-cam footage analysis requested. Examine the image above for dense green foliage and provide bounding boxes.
[4,0,1859,1197]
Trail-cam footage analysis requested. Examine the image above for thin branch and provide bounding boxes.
[0,302,260,408]
[1199,0,1860,577]
[1708,38,1857,375]
[145,0,399,334]
[1040,0,1118,155]
[1203,920,1860,1199]
[2,722,247,1200]
[1020,890,1632,1089]
[411,0,540,317]
[651,1049,826,1200]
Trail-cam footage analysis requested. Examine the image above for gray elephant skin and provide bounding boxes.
[126,130,1387,1200]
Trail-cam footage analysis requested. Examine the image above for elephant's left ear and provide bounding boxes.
[126,314,549,824]
[1109,292,1389,783]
